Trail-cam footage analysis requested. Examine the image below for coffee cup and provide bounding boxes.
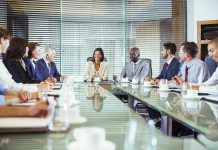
[186,89,198,98]
[73,127,106,148]
[144,81,151,86]
[132,78,139,84]
[121,77,129,83]
[159,84,169,90]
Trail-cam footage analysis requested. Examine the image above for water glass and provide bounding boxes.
[48,107,69,132]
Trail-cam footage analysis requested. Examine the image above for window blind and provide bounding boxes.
[0,0,187,78]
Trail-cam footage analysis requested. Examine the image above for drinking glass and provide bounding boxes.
[48,107,69,132]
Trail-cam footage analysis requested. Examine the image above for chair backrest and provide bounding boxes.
[141,58,152,77]
[87,57,107,62]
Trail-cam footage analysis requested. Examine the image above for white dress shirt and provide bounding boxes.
[203,67,218,86]
[179,58,210,83]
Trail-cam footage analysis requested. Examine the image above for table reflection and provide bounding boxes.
[84,83,107,112]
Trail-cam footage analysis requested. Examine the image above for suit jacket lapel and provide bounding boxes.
[42,59,50,76]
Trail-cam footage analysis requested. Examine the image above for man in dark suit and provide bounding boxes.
[24,42,40,80]
[36,45,66,82]
[152,42,180,84]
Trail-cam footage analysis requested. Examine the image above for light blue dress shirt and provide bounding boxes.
[179,58,210,83]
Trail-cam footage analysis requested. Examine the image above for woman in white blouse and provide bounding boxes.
[85,48,108,81]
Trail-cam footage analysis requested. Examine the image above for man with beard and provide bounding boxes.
[152,42,180,84]
[113,47,151,82]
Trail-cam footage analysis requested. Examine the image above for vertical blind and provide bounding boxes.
[0,0,187,78]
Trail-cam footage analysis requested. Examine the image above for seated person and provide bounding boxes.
[36,45,66,82]
[113,47,151,82]
[205,41,218,76]
[152,42,180,84]
[0,28,51,92]
[173,42,210,84]
[24,42,40,80]
[85,48,108,81]
[4,37,41,84]
[192,38,218,92]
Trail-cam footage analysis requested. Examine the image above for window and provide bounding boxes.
[0,0,187,78]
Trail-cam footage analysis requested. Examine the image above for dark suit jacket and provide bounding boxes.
[35,59,61,81]
[204,55,218,76]
[156,57,180,80]
[24,58,37,80]
[4,59,40,84]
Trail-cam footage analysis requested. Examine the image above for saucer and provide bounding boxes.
[157,88,171,92]
[68,140,115,150]
[57,116,87,124]
[68,116,87,124]
[141,84,153,88]
[182,95,201,100]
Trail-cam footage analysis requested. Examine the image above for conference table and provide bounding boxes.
[0,82,216,150]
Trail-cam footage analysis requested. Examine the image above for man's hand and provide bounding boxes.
[18,91,31,102]
[172,76,183,85]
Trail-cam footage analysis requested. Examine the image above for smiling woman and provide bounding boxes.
[85,48,108,81]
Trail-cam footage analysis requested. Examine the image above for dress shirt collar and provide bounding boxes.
[186,57,197,68]
[43,57,50,64]
[167,56,175,65]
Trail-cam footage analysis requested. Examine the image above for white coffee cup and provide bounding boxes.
[186,90,198,98]
[73,127,106,148]
[94,77,101,82]
[159,84,169,90]
[121,77,129,83]
[132,78,139,84]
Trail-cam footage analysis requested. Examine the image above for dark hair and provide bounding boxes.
[92,48,104,62]
[181,42,198,58]
[163,42,177,55]
[28,42,40,58]
[6,37,28,60]
[0,27,12,40]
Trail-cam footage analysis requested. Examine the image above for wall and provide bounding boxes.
[187,0,218,42]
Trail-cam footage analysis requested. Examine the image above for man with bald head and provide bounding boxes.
[114,47,151,82]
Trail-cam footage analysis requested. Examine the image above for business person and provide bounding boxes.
[36,45,66,82]
[24,42,40,80]
[174,42,210,84]
[205,41,218,76]
[152,42,180,84]
[113,47,151,82]
[85,48,108,81]
[4,37,41,84]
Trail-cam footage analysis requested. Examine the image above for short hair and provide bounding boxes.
[208,37,218,49]
[130,47,140,56]
[0,27,12,40]
[92,48,104,62]
[181,42,198,58]
[6,37,28,60]
[28,42,40,58]
[163,42,177,55]
[43,44,56,56]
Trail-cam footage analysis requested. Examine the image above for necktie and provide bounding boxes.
[133,63,136,76]
[48,63,51,75]
[33,60,36,64]
[165,63,169,70]
[185,66,188,82]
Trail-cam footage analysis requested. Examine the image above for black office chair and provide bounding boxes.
[87,57,107,62]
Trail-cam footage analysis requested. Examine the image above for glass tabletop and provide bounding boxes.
[114,83,218,137]
[0,82,210,150]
